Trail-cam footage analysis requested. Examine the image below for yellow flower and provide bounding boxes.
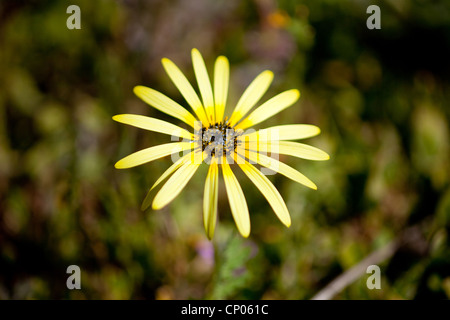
[113,48,329,239]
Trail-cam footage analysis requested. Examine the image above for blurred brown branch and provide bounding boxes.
[311,226,427,300]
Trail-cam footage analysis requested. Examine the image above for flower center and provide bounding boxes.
[199,122,242,158]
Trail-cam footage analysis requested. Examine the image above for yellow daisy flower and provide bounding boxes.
[114,48,329,239]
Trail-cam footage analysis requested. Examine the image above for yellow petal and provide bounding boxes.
[161,58,209,125]
[236,89,300,129]
[115,142,193,169]
[229,70,274,126]
[238,161,291,227]
[192,48,215,124]
[152,161,200,210]
[214,56,229,122]
[141,153,190,210]
[150,153,193,191]
[203,160,219,239]
[133,86,197,128]
[240,124,320,142]
[245,140,330,161]
[141,152,198,210]
[244,151,317,190]
[221,162,250,237]
[113,114,193,140]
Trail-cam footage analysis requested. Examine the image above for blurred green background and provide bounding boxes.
[1,0,450,300]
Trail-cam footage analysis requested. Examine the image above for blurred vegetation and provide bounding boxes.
[0,0,449,299]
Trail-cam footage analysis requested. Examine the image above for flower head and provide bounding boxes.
[114,48,329,239]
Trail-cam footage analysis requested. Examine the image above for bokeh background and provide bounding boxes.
[1,0,449,300]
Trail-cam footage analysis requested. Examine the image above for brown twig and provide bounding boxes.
[311,240,399,300]
[310,225,425,300]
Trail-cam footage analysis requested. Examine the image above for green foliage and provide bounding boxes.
[208,236,253,299]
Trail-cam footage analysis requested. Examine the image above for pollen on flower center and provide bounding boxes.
[198,121,242,158]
